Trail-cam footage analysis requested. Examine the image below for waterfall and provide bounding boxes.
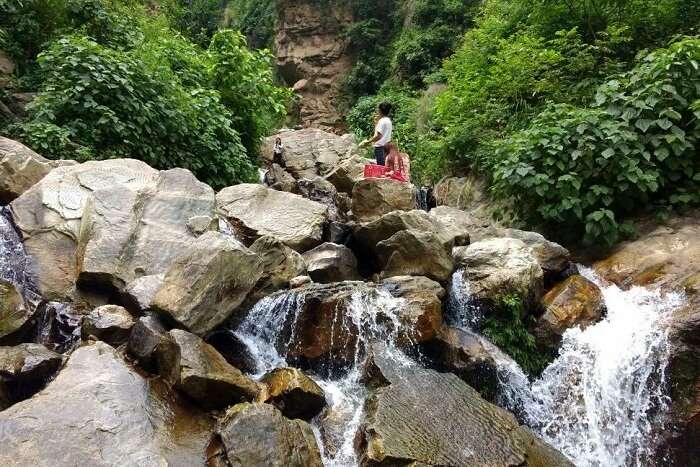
[448,267,685,467]
[0,207,39,302]
[234,285,413,467]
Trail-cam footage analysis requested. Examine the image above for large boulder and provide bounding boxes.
[379,276,444,344]
[158,329,259,410]
[376,229,454,282]
[502,228,570,276]
[127,313,170,371]
[302,242,361,283]
[454,238,544,310]
[266,163,298,193]
[0,279,31,342]
[152,231,262,336]
[0,342,214,466]
[208,402,323,467]
[250,236,307,294]
[0,343,65,409]
[352,178,415,223]
[259,367,326,421]
[592,213,700,464]
[80,305,135,346]
[358,347,573,466]
[429,205,500,243]
[217,183,329,251]
[261,129,358,179]
[533,275,605,350]
[9,159,214,300]
[0,137,73,204]
[325,155,367,194]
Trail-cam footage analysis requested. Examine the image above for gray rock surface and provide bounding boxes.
[352,178,415,223]
[81,305,135,346]
[259,367,326,421]
[250,236,307,294]
[377,230,454,282]
[0,343,65,408]
[0,279,30,342]
[302,242,361,283]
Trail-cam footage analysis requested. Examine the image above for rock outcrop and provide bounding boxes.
[81,305,135,346]
[352,178,416,223]
[275,1,354,130]
[376,229,455,282]
[0,343,65,408]
[157,329,259,410]
[152,231,262,335]
[454,238,544,310]
[210,402,323,467]
[250,236,307,294]
[533,275,605,349]
[259,367,326,421]
[302,242,361,283]
[0,279,31,342]
[127,313,170,371]
[0,137,74,204]
[217,183,328,251]
[358,347,573,466]
[0,342,214,466]
[10,159,215,300]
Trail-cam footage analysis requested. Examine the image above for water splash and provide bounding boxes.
[446,270,483,328]
[234,285,411,467]
[449,266,685,466]
[0,207,39,301]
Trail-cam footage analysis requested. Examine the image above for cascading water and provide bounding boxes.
[0,207,39,302]
[233,285,413,467]
[447,267,685,467]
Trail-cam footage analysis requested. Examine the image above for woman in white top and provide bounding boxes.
[360,102,393,165]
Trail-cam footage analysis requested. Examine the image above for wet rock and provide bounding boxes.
[217,183,329,251]
[380,275,445,300]
[127,313,170,371]
[0,279,30,342]
[290,275,313,289]
[262,129,357,178]
[326,155,367,194]
[352,178,415,223]
[376,230,454,282]
[152,231,262,336]
[80,305,135,346]
[0,343,65,408]
[211,402,323,467]
[10,159,213,300]
[534,275,605,349]
[0,137,72,205]
[379,276,444,344]
[259,367,326,420]
[454,238,544,310]
[123,273,164,312]
[302,242,361,283]
[420,326,501,398]
[158,329,259,410]
[0,342,214,466]
[250,236,307,294]
[358,347,573,467]
[205,330,258,375]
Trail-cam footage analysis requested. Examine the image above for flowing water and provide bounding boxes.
[0,207,39,302]
[233,285,413,467]
[448,267,685,467]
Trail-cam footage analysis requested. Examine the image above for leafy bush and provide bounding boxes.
[17,35,256,189]
[223,0,277,49]
[492,38,700,245]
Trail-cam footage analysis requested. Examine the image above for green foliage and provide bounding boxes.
[16,35,256,189]
[492,38,700,245]
[223,0,277,49]
[161,0,227,45]
[482,295,551,376]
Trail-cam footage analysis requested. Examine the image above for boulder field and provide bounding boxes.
[0,129,696,466]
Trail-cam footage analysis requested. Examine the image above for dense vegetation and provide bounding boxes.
[346,0,699,245]
[0,0,290,189]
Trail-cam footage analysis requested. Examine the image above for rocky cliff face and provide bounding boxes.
[275,0,353,131]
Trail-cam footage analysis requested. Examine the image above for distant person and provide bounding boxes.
[272,137,285,167]
[384,142,410,182]
[360,102,393,165]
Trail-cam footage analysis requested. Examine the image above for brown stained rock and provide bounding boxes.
[376,230,454,283]
[534,275,605,349]
[250,236,307,295]
[357,346,573,467]
[0,279,30,342]
[80,305,135,346]
[0,342,214,466]
[213,402,323,467]
[302,242,361,283]
[216,183,329,252]
[158,329,259,410]
[0,343,65,408]
[152,231,262,336]
[259,367,326,421]
[352,178,416,223]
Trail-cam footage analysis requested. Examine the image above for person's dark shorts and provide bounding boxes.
[374,146,386,165]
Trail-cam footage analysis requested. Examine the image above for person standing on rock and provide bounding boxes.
[360,102,393,165]
[272,136,285,167]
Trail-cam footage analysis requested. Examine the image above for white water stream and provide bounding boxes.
[234,285,412,467]
[448,267,685,467]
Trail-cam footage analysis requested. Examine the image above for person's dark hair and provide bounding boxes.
[378,102,392,116]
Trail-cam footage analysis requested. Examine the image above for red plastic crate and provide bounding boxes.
[364,163,386,178]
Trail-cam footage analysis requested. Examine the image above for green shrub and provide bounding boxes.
[16,34,257,189]
[492,37,700,245]
[223,0,277,49]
